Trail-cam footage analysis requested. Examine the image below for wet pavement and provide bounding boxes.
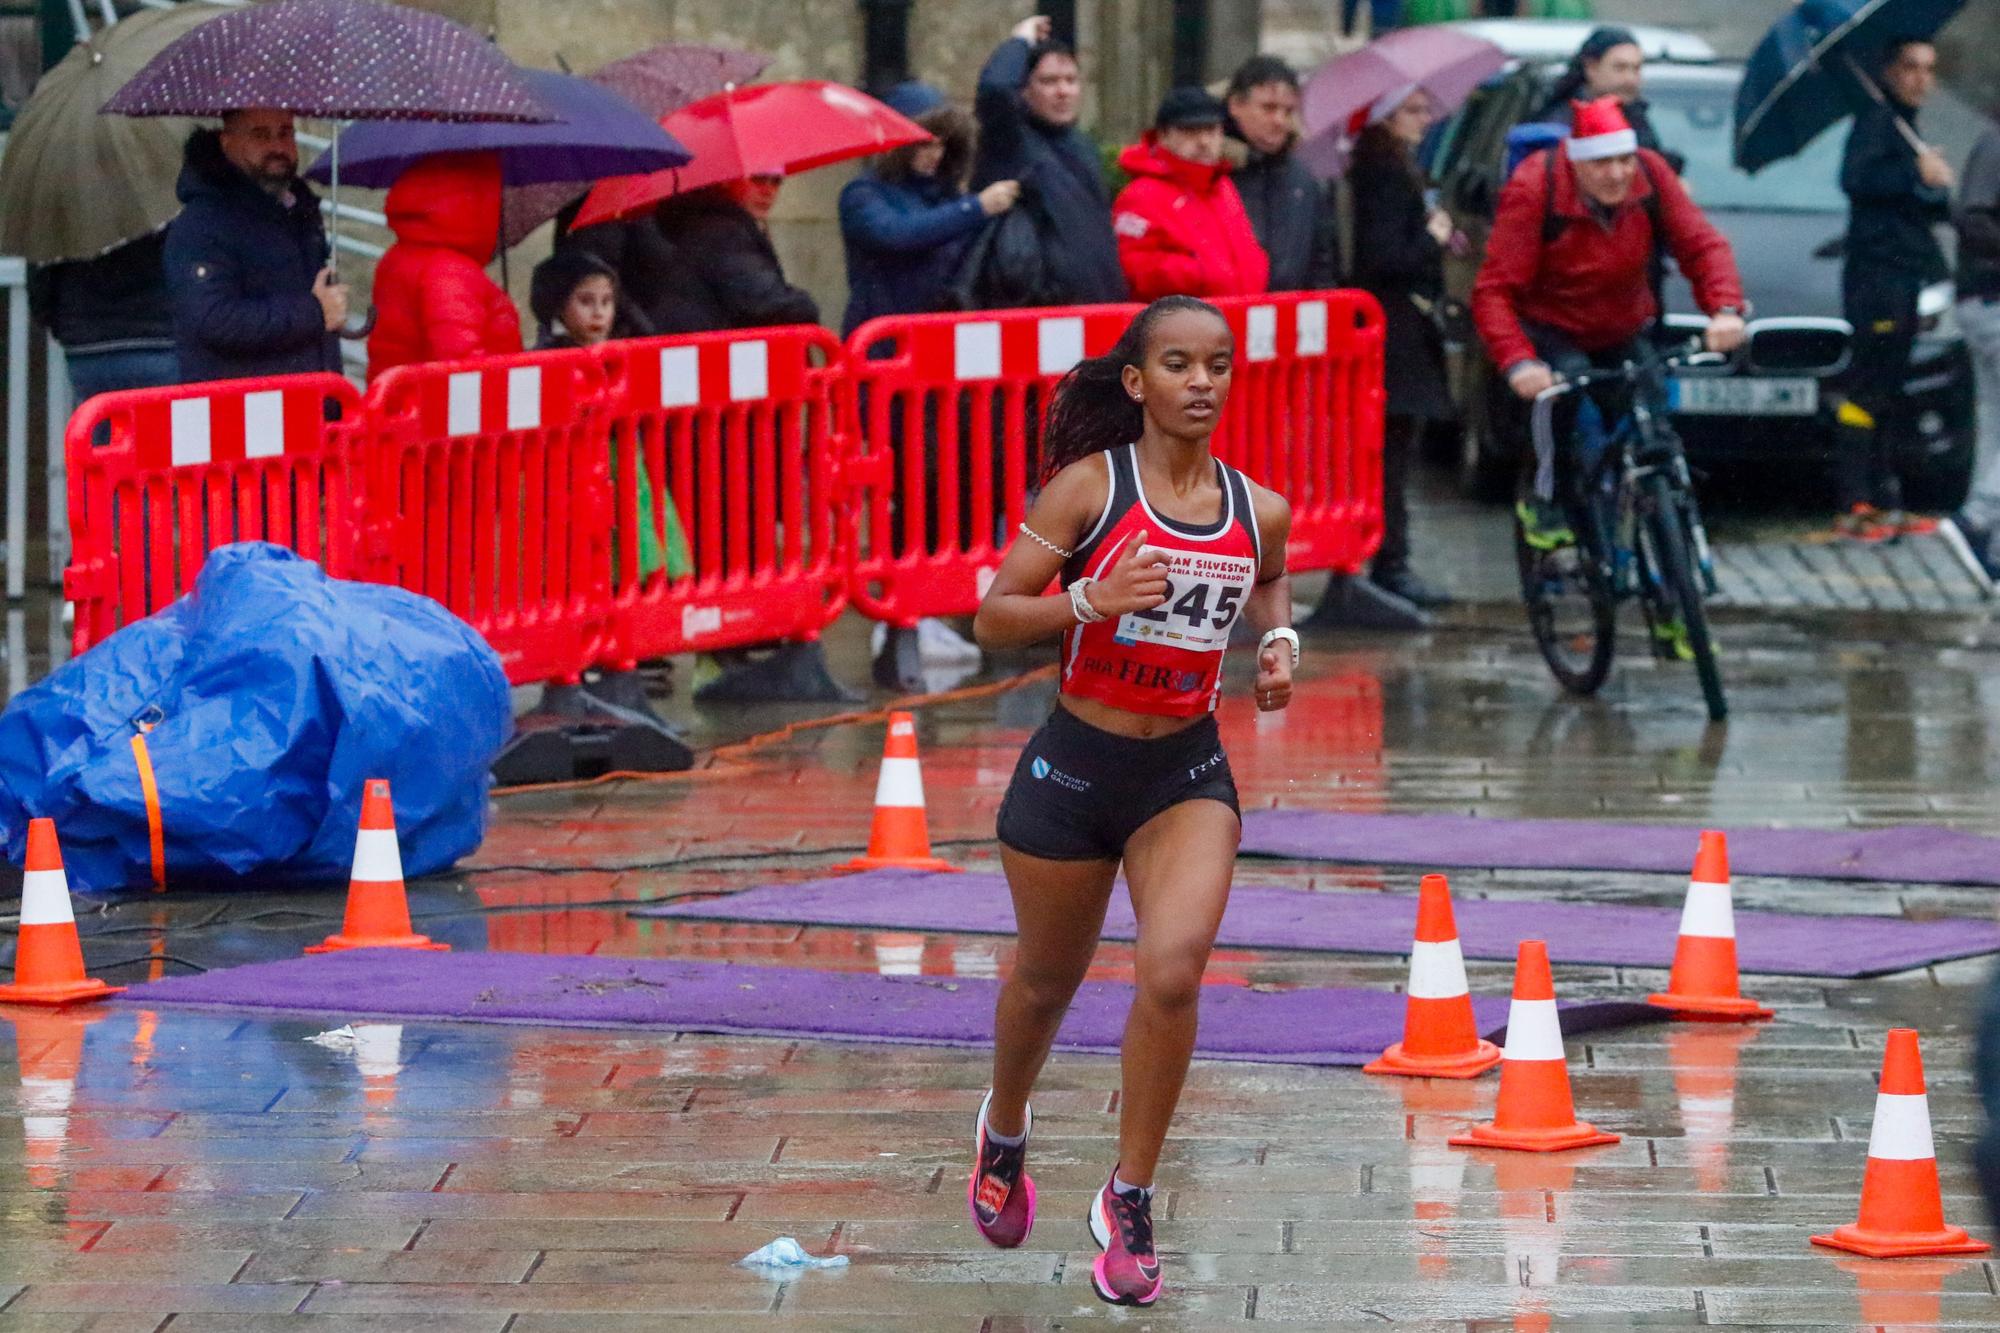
[4,515,2000,1325]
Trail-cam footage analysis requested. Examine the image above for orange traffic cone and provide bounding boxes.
[839,712,959,873]
[1647,831,1772,1021]
[1366,874,1502,1078]
[0,820,123,1005]
[1450,940,1620,1153]
[1812,1029,1989,1258]
[306,780,448,954]
[4,1004,105,1188]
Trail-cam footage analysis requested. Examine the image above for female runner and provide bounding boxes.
[967,295,1297,1307]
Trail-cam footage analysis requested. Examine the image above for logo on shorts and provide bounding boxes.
[1030,755,1090,792]
[1188,750,1226,783]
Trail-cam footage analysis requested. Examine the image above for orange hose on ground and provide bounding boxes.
[492,665,1055,796]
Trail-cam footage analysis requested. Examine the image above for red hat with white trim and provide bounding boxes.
[1566,96,1638,161]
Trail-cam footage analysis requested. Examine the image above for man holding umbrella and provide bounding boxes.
[164,107,346,384]
[1834,38,1954,540]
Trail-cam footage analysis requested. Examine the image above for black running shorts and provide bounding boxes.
[995,706,1240,862]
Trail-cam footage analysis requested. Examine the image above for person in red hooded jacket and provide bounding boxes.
[1112,89,1270,302]
[1473,97,1744,548]
[367,151,522,380]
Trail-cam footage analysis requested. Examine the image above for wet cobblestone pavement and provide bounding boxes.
[3,579,2000,1328]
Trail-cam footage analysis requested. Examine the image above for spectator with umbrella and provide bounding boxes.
[365,151,522,380]
[1734,0,1968,542]
[1347,85,1460,612]
[0,2,226,401]
[1946,97,2000,579]
[102,0,554,384]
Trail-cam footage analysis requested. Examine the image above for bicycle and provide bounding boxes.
[1514,339,1730,722]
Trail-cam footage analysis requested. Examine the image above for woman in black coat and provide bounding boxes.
[1349,87,1458,608]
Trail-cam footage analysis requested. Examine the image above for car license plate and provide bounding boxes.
[1669,376,1818,416]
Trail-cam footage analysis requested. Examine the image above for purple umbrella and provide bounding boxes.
[100,0,550,123]
[302,68,690,189]
[501,41,769,248]
[1297,27,1508,178]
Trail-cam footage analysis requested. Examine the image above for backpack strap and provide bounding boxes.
[1540,146,1665,249]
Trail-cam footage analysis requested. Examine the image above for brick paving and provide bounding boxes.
[2,594,2000,1326]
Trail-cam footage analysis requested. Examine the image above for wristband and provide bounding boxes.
[1258,627,1300,669]
[1068,577,1105,624]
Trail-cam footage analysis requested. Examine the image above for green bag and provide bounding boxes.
[1402,0,1473,22]
[1527,0,1594,17]
[610,446,691,583]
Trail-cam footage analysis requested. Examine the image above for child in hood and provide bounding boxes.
[530,250,690,581]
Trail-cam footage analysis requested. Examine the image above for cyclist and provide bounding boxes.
[1472,97,1746,557]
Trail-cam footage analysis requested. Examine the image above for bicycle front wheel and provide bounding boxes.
[1641,474,1726,722]
[1515,513,1615,697]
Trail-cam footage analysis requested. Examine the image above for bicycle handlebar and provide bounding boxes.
[1530,336,1733,406]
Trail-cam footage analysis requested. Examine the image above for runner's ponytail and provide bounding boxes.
[1040,295,1224,483]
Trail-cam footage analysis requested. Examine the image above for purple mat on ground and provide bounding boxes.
[1237,810,2000,887]
[632,870,2000,978]
[116,949,1659,1066]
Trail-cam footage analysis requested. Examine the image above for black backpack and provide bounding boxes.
[941,181,1064,311]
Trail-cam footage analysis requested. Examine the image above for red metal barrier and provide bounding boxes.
[595,326,849,664]
[359,349,615,686]
[63,375,365,655]
[1207,290,1387,575]
[844,305,1136,627]
[843,293,1385,625]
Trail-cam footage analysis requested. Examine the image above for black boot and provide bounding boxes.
[1301,574,1433,632]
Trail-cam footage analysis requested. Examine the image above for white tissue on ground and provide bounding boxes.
[738,1237,849,1270]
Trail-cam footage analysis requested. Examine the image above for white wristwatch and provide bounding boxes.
[1259,627,1300,669]
[1068,577,1105,623]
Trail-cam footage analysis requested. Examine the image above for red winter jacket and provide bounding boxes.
[1472,147,1743,372]
[1111,136,1270,302]
[367,152,522,381]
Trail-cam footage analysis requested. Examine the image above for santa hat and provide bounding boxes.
[1566,96,1637,161]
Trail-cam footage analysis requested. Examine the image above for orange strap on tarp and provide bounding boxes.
[129,732,165,892]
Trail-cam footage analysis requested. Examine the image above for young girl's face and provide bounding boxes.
[562,274,616,346]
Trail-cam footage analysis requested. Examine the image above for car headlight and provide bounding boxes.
[1918,280,1958,338]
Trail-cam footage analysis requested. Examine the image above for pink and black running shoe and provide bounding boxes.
[1088,1172,1163,1307]
[967,1090,1035,1248]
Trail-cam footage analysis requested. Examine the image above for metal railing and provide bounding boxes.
[0,255,71,599]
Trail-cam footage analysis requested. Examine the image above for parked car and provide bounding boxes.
[1422,20,1978,508]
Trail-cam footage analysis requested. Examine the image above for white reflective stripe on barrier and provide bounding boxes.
[447,371,482,436]
[1677,880,1736,940]
[1406,937,1471,1000]
[1038,317,1085,375]
[18,869,74,925]
[660,345,700,406]
[170,397,212,466]
[1245,304,1278,362]
[350,826,405,884]
[506,366,542,431]
[955,321,1002,380]
[1296,300,1329,356]
[1865,1091,1936,1161]
[729,340,770,400]
[872,755,925,809]
[1500,997,1566,1062]
[244,390,286,458]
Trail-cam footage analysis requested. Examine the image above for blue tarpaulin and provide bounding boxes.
[0,543,511,894]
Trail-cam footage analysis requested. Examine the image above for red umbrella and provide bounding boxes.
[574,80,929,228]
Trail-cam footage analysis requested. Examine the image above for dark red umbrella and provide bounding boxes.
[101,0,551,123]
[574,80,929,229]
[502,42,769,249]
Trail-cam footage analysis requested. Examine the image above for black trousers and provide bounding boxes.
[1372,414,1418,576]
[1839,270,1921,511]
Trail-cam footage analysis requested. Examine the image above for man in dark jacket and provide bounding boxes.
[970,15,1125,307]
[164,109,344,384]
[1532,27,1686,176]
[27,231,177,402]
[1947,107,2000,577]
[1225,56,1341,294]
[1835,39,1955,540]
